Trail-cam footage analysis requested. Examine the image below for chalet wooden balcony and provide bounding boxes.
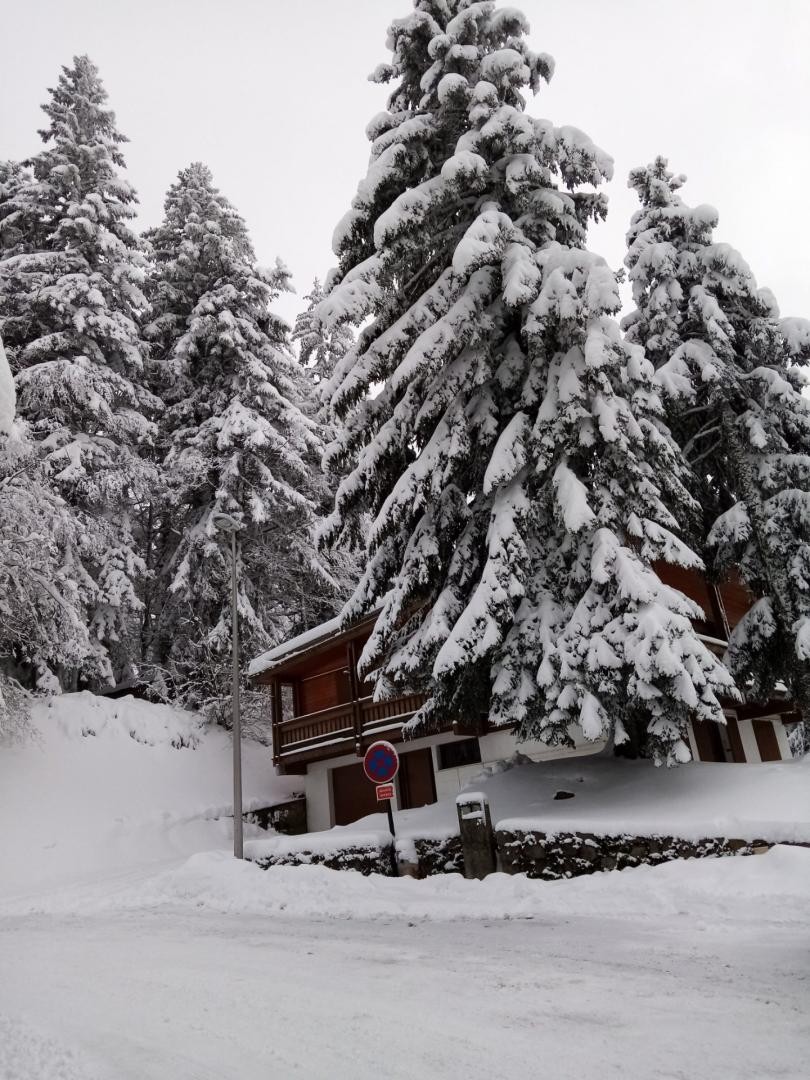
[273,693,427,768]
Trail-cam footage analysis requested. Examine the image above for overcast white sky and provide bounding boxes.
[2,0,809,327]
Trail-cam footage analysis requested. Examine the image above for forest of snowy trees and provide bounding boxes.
[0,57,352,725]
[2,0,810,761]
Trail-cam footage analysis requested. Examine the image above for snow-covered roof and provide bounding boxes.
[248,614,346,678]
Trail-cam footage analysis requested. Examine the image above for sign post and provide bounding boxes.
[363,740,399,838]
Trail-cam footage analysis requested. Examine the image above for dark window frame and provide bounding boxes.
[437,738,482,771]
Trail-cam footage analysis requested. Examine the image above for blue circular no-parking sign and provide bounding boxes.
[363,740,399,784]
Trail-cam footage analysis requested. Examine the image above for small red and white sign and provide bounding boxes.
[375,783,395,802]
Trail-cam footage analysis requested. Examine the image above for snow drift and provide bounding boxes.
[0,691,298,902]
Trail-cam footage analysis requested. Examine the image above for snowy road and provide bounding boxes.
[1,903,807,1080]
[1,709,807,1079]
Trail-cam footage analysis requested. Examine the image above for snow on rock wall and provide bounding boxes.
[496,829,769,880]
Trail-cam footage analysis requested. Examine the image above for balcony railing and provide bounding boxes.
[273,693,427,766]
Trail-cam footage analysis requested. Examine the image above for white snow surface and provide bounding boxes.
[0,691,298,903]
[1,694,808,1078]
[0,848,808,1079]
[247,612,343,675]
[2,837,809,927]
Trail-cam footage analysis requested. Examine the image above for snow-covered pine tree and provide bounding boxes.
[0,57,157,686]
[144,164,340,714]
[624,158,810,716]
[0,159,47,263]
[293,277,356,477]
[293,277,354,390]
[0,423,100,687]
[317,1,736,764]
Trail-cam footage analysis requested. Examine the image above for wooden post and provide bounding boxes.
[271,678,283,767]
[230,528,243,860]
[709,582,731,640]
[347,638,364,756]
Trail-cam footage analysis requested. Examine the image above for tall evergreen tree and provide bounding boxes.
[624,157,810,714]
[0,57,156,685]
[317,1,735,763]
[293,277,354,389]
[144,164,339,713]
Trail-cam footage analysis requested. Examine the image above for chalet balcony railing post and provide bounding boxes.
[347,639,364,756]
[271,678,282,767]
[269,688,428,768]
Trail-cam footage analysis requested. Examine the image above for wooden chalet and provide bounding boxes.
[250,566,800,830]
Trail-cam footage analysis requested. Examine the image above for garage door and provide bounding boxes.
[398,748,437,810]
[331,761,379,826]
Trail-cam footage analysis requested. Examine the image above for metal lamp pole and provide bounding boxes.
[212,512,244,859]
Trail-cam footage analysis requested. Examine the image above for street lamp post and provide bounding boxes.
[212,512,244,859]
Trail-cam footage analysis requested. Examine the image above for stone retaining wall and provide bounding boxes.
[254,841,395,876]
[250,827,772,880]
[496,828,769,880]
[412,836,464,877]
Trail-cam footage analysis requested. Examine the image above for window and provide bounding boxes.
[280,683,295,722]
[437,738,482,770]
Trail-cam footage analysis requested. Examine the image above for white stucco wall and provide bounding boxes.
[737,718,760,762]
[304,765,334,834]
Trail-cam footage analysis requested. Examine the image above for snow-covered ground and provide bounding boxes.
[1,848,808,1080]
[0,691,298,904]
[1,694,808,1079]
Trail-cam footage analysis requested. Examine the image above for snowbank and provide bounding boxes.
[247,754,810,866]
[0,692,299,901]
[487,755,810,843]
[6,843,808,926]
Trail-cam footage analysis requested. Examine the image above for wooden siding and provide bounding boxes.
[272,692,429,768]
[654,562,720,636]
[717,570,754,632]
[257,565,792,771]
[298,666,352,716]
